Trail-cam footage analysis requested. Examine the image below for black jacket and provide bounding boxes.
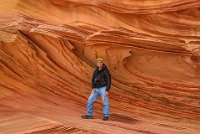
[92,64,111,91]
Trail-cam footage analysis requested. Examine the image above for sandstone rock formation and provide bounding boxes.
[0,0,200,134]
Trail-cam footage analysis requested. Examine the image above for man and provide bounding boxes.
[81,57,111,121]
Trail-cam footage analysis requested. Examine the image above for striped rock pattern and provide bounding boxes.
[0,0,200,134]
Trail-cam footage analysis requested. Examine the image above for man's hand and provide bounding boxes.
[105,91,109,96]
[92,88,95,93]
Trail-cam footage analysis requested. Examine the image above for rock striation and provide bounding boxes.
[0,0,200,134]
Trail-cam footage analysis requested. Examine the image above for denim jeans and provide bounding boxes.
[87,86,110,117]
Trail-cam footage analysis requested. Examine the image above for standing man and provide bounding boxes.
[82,57,111,120]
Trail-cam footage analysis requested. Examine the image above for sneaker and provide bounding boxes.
[81,115,93,119]
[103,116,109,121]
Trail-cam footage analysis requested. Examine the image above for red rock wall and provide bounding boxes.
[0,0,200,134]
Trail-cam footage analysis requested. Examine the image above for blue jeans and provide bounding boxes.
[87,86,110,117]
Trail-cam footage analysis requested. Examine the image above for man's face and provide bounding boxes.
[96,61,103,68]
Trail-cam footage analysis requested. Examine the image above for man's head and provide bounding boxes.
[96,57,103,68]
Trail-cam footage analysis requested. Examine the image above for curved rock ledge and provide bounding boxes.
[0,0,200,134]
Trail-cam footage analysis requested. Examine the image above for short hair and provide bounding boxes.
[96,57,103,62]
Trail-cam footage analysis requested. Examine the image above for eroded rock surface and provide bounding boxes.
[0,0,200,134]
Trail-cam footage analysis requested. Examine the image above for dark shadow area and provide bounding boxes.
[109,113,138,124]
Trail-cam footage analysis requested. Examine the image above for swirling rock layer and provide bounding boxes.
[0,0,200,134]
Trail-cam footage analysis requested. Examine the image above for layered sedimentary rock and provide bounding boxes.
[0,0,200,134]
